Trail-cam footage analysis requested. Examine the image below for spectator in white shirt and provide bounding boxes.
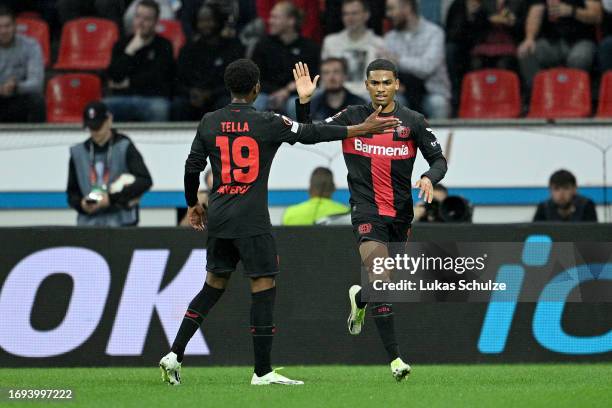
[382,0,452,118]
[321,0,385,99]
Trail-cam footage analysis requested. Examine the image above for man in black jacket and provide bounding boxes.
[66,101,153,226]
[171,3,245,121]
[533,169,597,222]
[251,1,320,113]
[104,0,175,122]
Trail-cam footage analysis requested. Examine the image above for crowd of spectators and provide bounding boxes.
[0,0,611,123]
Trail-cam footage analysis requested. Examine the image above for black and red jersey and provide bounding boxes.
[184,102,347,238]
[297,101,447,222]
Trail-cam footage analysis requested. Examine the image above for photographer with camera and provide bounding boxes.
[415,184,473,223]
[66,101,153,226]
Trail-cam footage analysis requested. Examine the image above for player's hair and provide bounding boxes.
[277,1,304,32]
[549,169,577,188]
[310,167,335,198]
[224,58,260,96]
[0,5,15,20]
[137,0,161,20]
[321,57,348,74]
[342,0,370,12]
[366,59,398,79]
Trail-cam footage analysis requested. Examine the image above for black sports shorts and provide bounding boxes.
[206,233,279,278]
[351,212,412,247]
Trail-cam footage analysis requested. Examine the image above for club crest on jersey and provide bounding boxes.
[397,126,410,138]
[358,223,372,234]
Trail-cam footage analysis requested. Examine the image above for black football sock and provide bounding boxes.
[250,287,276,377]
[355,287,368,309]
[371,303,400,362]
[171,282,225,362]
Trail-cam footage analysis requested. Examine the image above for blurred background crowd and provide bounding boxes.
[1,0,611,124]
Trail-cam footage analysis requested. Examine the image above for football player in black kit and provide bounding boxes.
[293,59,448,381]
[159,58,400,386]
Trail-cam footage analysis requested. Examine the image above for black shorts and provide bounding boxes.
[352,213,412,247]
[206,233,279,278]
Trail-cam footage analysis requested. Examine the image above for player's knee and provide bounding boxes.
[206,273,229,289]
[250,276,276,293]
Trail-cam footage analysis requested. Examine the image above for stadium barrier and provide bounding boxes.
[0,224,610,367]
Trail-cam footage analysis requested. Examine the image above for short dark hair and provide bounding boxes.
[137,0,160,20]
[342,0,370,12]
[0,5,15,20]
[366,59,398,78]
[224,59,260,96]
[278,1,304,32]
[310,167,335,197]
[321,57,348,74]
[549,169,577,188]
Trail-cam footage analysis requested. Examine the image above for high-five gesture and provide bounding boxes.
[293,62,319,104]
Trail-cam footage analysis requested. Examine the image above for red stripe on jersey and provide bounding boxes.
[342,129,416,217]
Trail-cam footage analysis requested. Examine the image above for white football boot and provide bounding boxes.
[347,285,367,335]
[251,368,304,385]
[390,357,411,382]
[159,352,182,385]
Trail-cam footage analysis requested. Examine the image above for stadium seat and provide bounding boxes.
[54,18,118,70]
[459,69,521,119]
[528,68,592,119]
[596,71,612,118]
[156,19,185,59]
[46,74,102,123]
[16,17,50,67]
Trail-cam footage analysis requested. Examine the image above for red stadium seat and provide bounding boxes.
[46,74,102,123]
[459,69,521,119]
[528,68,591,119]
[16,18,50,67]
[54,18,118,70]
[596,71,612,118]
[156,19,185,59]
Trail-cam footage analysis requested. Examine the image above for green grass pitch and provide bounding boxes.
[1,364,611,407]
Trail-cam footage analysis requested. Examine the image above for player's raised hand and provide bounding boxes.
[188,203,207,231]
[293,61,319,104]
[415,177,434,203]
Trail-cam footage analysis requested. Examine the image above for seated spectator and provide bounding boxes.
[304,57,366,121]
[321,0,385,100]
[0,6,44,123]
[58,0,126,27]
[533,169,597,222]
[446,0,524,111]
[257,0,322,42]
[252,1,320,113]
[105,0,175,122]
[179,0,252,40]
[517,0,602,89]
[599,0,612,72]
[282,167,349,225]
[324,0,387,36]
[383,0,452,118]
[67,101,153,226]
[124,0,176,34]
[172,4,244,121]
